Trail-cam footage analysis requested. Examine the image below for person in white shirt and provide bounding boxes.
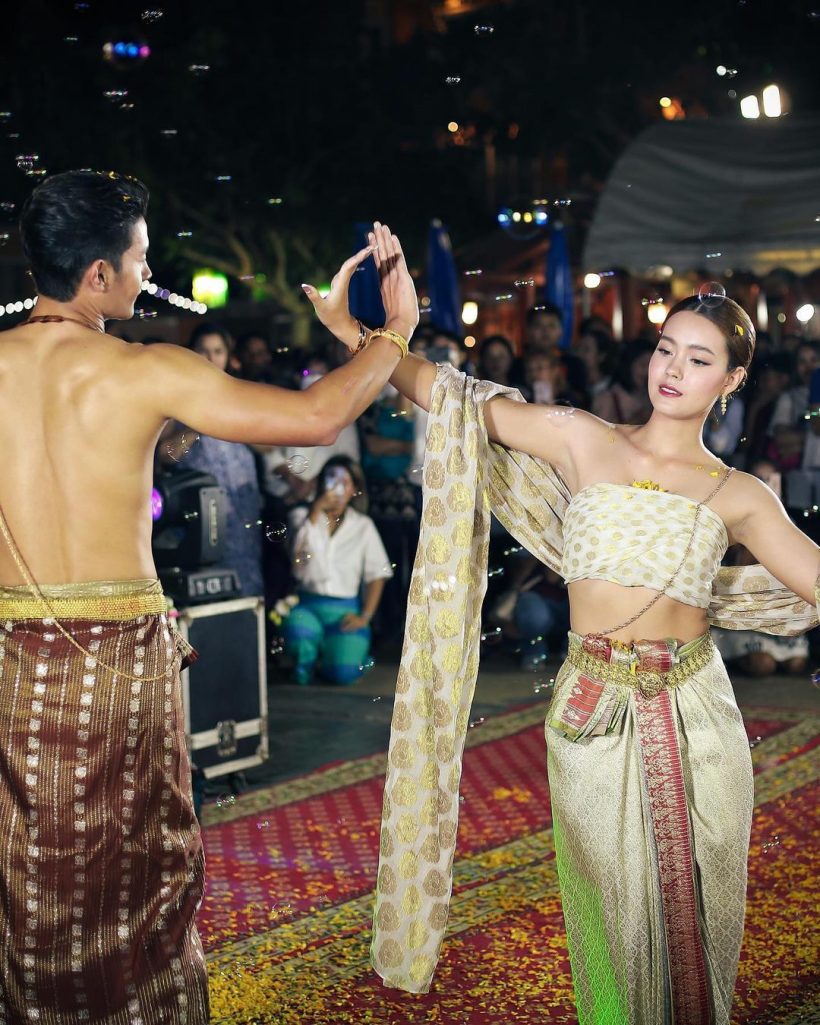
[283,456,393,685]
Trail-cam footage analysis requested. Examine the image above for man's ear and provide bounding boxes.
[85,259,109,293]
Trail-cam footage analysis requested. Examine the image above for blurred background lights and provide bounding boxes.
[740,94,760,119]
[464,335,476,348]
[659,96,672,107]
[461,300,478,325]
[191,269,228,308]
[761,84,782,117]
[647,302,668,324]
[447,121,459,133]
[796,303,815,323]
[583,272,602,289]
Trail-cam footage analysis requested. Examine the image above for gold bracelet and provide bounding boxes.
[368,327,408,359]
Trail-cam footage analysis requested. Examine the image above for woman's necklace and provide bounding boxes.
[22,314,105,334]
[632,462,726,492]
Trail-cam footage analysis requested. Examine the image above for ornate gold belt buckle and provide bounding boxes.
[637,672,665,699]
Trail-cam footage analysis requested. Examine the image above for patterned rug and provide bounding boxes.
[198,701,820,1024]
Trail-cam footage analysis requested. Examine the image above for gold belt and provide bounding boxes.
[0,579,167,621]
[565,634,716,699]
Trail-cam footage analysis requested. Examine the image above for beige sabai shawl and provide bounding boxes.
[370,363,816,994]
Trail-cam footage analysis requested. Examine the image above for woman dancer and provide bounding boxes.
[306,224,819,1025]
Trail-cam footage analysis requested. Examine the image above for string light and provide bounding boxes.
[0,296,37,317]
[140,280,208,314]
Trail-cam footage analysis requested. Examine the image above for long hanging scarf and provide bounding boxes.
[370,363,817,995]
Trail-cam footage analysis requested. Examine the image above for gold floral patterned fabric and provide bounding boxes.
[371,363,816,997]
[0,580,209,1024]
[561,483,728,608]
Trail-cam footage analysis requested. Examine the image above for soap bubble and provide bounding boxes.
[165,432,200,463]
[641,297,664,307]
[748,735,763,749]
[372,696,381,702]
[103,89,128,101]
[265,523,288,543]
[705,252,722,259]
[176,229,192,238]
[15,154,38,172]
[134,308,157,319]
[0,202,14,215]
[141,8,164,21]
[269,640,284,656]
[64,35,79,44]
[189,64,210,75]
[244,519,263,530]
[287,454,310,474]
[25,169,47,178]
[474,24,494,35]
[160,128,178,137]
[761,834,781,854]
[464,268,483,276]
[256,819,270,830]
[214,174,232,182]
[514,279,535,288]
[215,794,235,809]
[697,281,726,308]
[468,717,485,729]
[359,657,375,675]
[495,294,513,303]
[445,76,461,84]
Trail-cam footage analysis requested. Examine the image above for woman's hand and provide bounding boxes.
[339,613,370,633]
[369,221,419,343]
[301,243,376,348]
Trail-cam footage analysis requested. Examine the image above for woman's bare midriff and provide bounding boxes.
[567,578,710,644]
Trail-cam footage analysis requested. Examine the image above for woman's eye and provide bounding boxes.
[657,347,671,356]
[691,359,709,367]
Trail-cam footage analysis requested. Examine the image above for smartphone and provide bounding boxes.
[325,466,347,496]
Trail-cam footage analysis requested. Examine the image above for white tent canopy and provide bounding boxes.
[583,116,820,276]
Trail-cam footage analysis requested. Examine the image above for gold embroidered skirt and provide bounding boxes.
[0,579,209,1024]
[546,632,753,1025]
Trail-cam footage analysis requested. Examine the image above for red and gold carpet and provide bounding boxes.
[197,701,819,1024]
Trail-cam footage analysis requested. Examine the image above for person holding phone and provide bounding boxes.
[284,456,392,684]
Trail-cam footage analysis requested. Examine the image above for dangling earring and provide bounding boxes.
[720,393,728,416]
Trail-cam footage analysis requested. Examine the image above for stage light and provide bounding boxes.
[534,210,549,224]
[464,335,476,348]
[647,302,668,325]
[461,301,478,325]
[762,84,782,117]
[151,487,164,522]
[447,121,459,133]
[583,272,602,289]
[796,303,815,323]
[659,97,672,107]
[740,95,760,119]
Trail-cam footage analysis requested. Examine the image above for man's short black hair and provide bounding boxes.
[19,169,149,301]
[526,302,563,326]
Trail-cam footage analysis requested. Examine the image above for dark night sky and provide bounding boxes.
[0,0,817,293]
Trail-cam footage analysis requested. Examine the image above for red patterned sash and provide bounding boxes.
[634,689,712,1025]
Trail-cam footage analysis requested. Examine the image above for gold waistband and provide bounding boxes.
[565,632,715,697]
[0,579,167,621]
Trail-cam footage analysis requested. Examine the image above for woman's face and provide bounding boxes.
[194,333,230,372]
[324,466,356,512]
[576,333,601,373]
[647,312,741,419]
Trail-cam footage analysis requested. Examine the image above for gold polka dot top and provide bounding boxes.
[561,482,729,608]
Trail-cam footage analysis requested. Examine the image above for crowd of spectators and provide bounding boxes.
[148,303,819,683]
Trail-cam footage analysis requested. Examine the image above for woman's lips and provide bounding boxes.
[659,385,682,396]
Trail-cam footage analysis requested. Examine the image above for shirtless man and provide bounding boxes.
[0,169,416,1022]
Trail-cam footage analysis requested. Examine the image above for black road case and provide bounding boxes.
[177,597,268,779]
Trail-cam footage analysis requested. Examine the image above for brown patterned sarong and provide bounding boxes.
[0,579,209,1024]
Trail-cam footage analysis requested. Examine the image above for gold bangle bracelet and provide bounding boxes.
[368,327,409,359]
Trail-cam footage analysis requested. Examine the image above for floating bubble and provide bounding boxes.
[474,24,494,35]
[372,696,381,702]
[697,281,726,308]
[359,658,376,675]
[103,89,128,101]
[748,735,763,749]
[25,169,47,178]
[269,640,284,656]
[445,75,461,84]
[480,627,503,642]
[464,268,483,276]
[495,294,513,303]
[287,454,310,474]
[244,519,264,531]
[141,8,164,21]
[468,717,486,729]
[134,308,157,319]
[165,431,200,463]
[64,35,79,44]
[705,252,722,259]
[189,64,210,75]
[761,834,781,853]
[514,278,535,288]
[256,819,270,830]
[214,174,232,182]
[176,229,193,238]
[160,128,178,137]
[265,523,288,543]
[215,794,236,809]
[553,198,572,207]
[641,297,665,306]
[15,154,38,172]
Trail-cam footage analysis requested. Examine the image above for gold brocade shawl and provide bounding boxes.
[370,364,817,995]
